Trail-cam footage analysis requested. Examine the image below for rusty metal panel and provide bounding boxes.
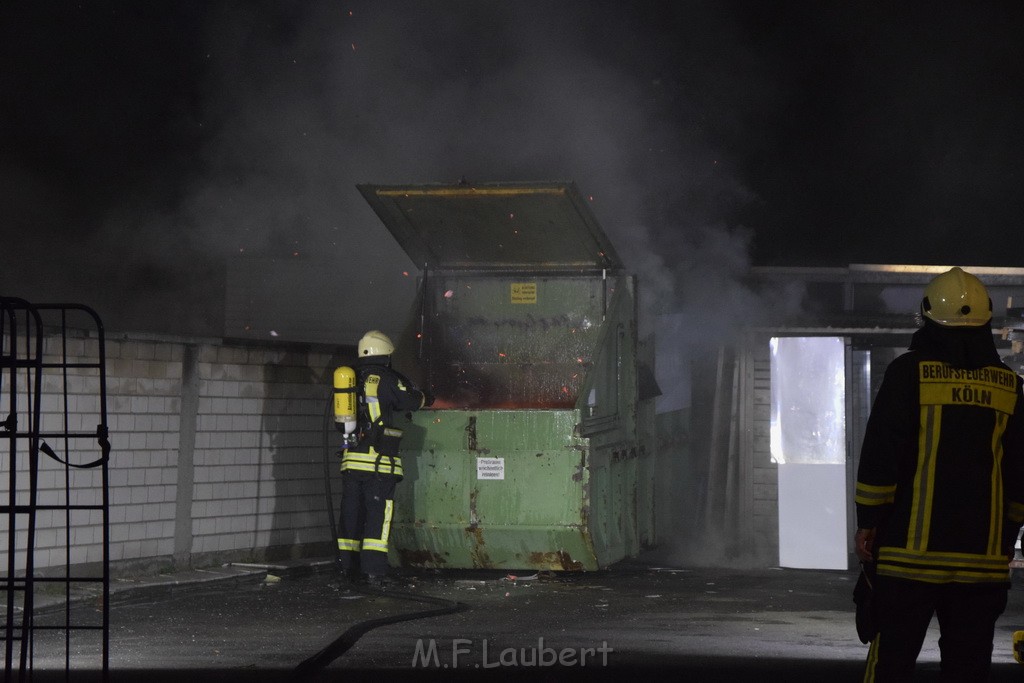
[391,409,599,571]
[357,182,621,271]
[424,274,611,410]
[387,278,645,571]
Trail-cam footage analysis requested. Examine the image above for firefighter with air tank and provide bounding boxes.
[333,330,432,586]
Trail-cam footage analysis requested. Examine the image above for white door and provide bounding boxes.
[770,336,848,569]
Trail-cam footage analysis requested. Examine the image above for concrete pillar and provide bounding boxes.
[173,344,200,568]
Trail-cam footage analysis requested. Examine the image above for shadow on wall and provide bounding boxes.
[258,350,349,561]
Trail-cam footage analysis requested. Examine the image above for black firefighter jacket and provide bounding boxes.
[855,321,1024,584]
[340,356,426,478]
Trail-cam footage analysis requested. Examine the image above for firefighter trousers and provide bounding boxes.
[337,470,398,578]
[863,575,1008,682]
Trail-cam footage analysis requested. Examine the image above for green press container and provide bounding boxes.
[359,182,656,571]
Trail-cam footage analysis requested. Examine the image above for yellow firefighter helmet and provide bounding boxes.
[358,330,395,357]
[921,267,992,327]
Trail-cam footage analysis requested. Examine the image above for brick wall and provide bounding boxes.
[746,339,777,564]
[1,328,346,576]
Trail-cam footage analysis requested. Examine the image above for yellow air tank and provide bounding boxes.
[333,366,357,447]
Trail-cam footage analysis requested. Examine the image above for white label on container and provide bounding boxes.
[476,457,505,480]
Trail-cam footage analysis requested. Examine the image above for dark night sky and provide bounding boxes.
[2,1,1023,337]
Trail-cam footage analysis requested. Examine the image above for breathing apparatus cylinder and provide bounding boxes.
[333,366,358,448]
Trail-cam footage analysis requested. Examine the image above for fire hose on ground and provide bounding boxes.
[294,394,468,679]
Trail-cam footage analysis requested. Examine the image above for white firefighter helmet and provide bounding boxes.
[921,267,992,327]
[358,330,395,357]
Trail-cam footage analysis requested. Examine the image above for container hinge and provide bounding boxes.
[465,415,477,452]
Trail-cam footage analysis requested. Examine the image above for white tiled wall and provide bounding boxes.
[1,329,343,574]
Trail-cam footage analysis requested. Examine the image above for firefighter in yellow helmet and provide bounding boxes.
[855,267,1024,680]
[336,330,432,586]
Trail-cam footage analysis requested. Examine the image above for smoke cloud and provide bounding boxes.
[3,2,789,343]
[183,2,786,346]
[5,2,1023,340]
[5,2,1018,405]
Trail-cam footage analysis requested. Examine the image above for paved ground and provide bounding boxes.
[15,555,1024,682]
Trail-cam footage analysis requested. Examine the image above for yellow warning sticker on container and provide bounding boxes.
[511,282,537,304]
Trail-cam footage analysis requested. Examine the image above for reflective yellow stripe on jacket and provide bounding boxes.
[340,450,404,476]
[340,372,404,476]
[873,361,1018,584]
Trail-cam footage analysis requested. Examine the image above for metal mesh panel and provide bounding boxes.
[1,299,110,680]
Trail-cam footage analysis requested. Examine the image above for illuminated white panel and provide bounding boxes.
[771,336,848,570]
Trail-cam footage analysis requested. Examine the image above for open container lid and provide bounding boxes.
[357,181,622,271]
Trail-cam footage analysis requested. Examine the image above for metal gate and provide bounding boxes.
[1,298,110,681]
